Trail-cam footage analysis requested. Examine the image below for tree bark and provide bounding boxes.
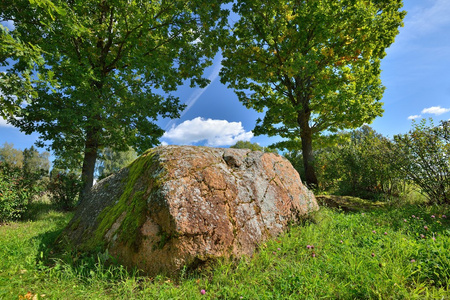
[79,128,99,202]
[298,110,319,188]
[300,127,319,188]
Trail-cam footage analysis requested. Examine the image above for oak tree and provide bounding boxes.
[1,0,65,118]
[220,0,405,187]
[3,0,229,199]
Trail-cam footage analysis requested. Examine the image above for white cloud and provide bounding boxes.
[0,117,13,128]
[163,117,254,147]
[408,115,422,120]
[164,56,223,131]
[421,106,450,115]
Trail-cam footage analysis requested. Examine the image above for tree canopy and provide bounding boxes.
[2,0,229,199]
[220,0,405,186]
[0,0,66,119]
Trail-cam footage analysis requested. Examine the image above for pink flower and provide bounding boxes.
[403,219,407,222]
[412,215,416,218]
[277,248,281,251]
[371,253,375,257]
[306,245,313,249]
[410,259,416,263]
[340,240,343,244]
[312,253,316,257]
[420,234,425,239]
[431,215,435,218]
[424,226,428,231]
[384,232,388,235]
[201,289,206,295]
[372,230,376,234]
[442,215,447,218]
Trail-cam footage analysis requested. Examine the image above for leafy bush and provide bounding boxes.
[286,126,406,200]
[328,126,405,199]
[47,171,81,210]
[390,119,450,205]
[0,162,40,222]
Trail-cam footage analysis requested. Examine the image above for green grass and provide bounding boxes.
[1,198,449,299]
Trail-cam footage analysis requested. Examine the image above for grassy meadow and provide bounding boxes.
[1,197,449,299]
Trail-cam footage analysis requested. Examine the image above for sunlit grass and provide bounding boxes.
[0,198,449,299]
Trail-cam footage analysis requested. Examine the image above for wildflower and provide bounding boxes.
[272,251,276,255]
[372,230,376,234]
[371,253,375,257]
[432,236,436,241]
[384,232,388,235]
[340,240,343,244]
[201,289,206,295]
[403,219,407,222]
[412,215,416,218]
[424,225,428,231]
[442,215,447,218]
[431,215,435,218]
[312,253,316,257]
[410,259,416,263]
[420,234,425,239]
[306,245,312,249]
[277,248,281,251]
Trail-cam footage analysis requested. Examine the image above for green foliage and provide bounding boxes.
[0,162,29,222]
[220,0,405,185]
[286,126,406,200]
[1,197,450,299]
[390,119,450,205]
[230,140,278,154]
[0,142,24,168]
[0,143,50,222]
[23,145,50,175]
[96,147,137,180]
[3,0,231,198]
[0,161,46,222]
[0,0,65,119]
[47,171,82,211]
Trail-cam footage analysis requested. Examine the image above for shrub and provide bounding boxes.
[0,162,33,222]
[47,171,82,210]
[328,127,405,199]
[286,126,406,200]
[390,119,450,205]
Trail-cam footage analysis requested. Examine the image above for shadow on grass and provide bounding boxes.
[22,197,77,222]
[316,195,386,212]
[317,194,450,236]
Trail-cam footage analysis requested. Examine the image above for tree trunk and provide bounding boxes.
[79,129,99,202]
[299,117,319,188]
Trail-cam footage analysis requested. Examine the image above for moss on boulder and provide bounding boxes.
[60,146,318,276]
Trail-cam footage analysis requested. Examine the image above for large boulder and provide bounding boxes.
[61,146,318,276]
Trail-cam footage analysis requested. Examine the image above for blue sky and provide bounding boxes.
[1,0,450,156]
